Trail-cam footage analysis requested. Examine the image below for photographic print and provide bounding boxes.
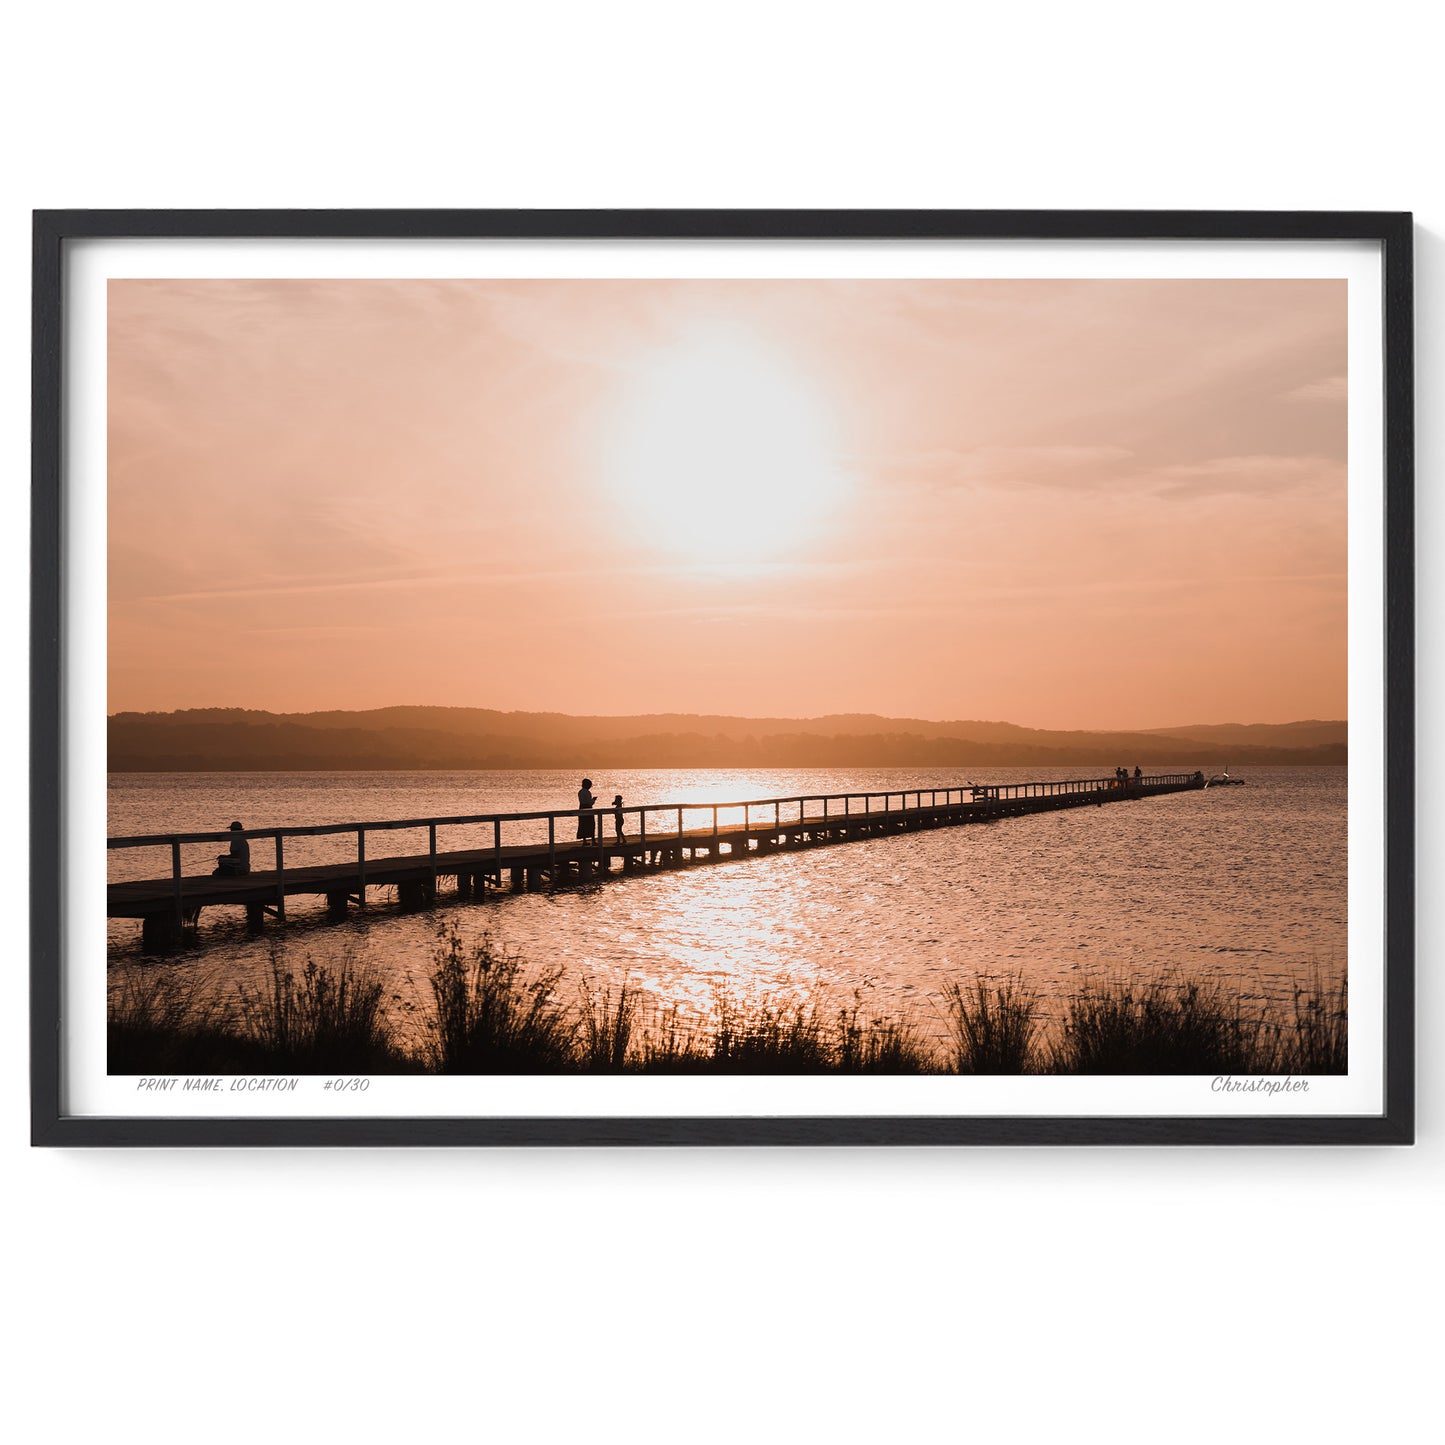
[32,212,1413,1144]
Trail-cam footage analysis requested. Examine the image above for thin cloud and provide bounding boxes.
[1147,454,1343,500]
[877,444,1135,491]
[1284,375,1347,402]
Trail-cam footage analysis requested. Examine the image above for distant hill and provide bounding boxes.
[107,707,1347,772]
[1144,720,1347,749]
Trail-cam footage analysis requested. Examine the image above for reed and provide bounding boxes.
[1280,975,1348,1075]
[107,933,1349,1080]
[579,977,641,1071]
[1049,977,1269,1075]
[834,996,937,1073]
[633,1003,712,1071]
[428,928,576,1073]
[677,984,833,1074]
[106,965,247,1074]
[235,945,401,1072]
[942,976,1041,1073]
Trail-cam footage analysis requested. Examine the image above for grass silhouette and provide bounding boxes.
[108,933,1347,1078]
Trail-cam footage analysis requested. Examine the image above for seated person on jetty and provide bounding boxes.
[214,821,251,877]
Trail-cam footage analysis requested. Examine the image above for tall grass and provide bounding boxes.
[633,1002,711,1071]
[107,966,243,1074]
[834,996,935,1074]
[624,987,936,1073]
[236,945,400,1072]
[942,976,1040,1073]
[108,931,1349,1078]
[578,977,640,1071]
[706,990,830,1073]
[428,929,576,1073]
[1050,977,1270,1075]
[1281,975,1348,1074]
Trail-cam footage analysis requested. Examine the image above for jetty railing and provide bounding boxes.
[108,774,1205,908]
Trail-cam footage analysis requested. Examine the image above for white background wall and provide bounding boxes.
[3,4,1438,1440]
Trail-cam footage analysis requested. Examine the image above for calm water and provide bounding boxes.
[108,767,1346,1044]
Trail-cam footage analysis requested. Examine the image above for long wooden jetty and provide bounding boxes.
[110,773,1206,948]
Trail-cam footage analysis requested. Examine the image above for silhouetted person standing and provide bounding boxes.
[1133,766,1142,783]
[576,779,597,841]
[214,821,250,876]
[612,794,626,842]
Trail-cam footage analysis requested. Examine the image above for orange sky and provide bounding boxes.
[108,277,1347,729]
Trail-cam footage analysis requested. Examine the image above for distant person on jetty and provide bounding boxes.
[1133,766,1142,783]
[213,821,250,876]
[612,794,626,842]
[576,779,597,841]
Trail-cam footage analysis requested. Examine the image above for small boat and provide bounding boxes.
[1205,772,1246,787]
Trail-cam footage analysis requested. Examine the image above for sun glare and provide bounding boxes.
[604,325,846,561]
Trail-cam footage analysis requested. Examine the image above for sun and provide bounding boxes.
[603,324,846,561]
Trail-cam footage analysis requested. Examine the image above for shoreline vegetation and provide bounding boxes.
[109,931,1347,1077]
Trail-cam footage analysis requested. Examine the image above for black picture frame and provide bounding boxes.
[31,208,1415,1147]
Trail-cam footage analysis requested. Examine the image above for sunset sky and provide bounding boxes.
[108,277,1347,729]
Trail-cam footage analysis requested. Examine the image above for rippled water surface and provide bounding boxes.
[109,767,1346,1042]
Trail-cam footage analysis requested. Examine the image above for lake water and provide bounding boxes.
[107,767,1346,1046]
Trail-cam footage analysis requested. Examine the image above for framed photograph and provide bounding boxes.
[31,209,1413,1146]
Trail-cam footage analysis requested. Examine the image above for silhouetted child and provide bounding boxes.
[612,795,625,841]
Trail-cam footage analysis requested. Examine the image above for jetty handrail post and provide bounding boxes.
[640,807,647,858]
[713,804,718,850]
[356,827,366,904]
[275,834,286,921]
[171,841,182,923]
[493,819,501,887]
[678,806,684,856]
[548,816,555,885]
[775,800,780,837]
[428,823,437,900]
